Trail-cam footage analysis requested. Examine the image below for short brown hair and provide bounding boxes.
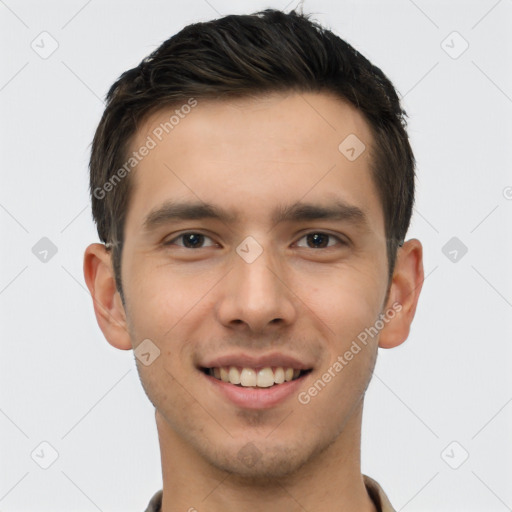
[89,8,415,297]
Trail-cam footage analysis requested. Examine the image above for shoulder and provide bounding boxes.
[143,489,163,512]
[363,474,396,512]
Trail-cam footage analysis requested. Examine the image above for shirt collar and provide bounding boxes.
[363,474,396,512]
[144,475,395,512]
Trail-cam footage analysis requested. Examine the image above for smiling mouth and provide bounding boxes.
[201,366,312,388]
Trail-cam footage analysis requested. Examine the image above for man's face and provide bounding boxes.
[120,92,390,478]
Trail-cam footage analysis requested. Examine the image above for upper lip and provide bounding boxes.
[200,352,313,370]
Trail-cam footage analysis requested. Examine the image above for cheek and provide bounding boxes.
[122,266,202,398]
[123,257,196,332]
[293,263,385,343]
[122,258,222,371]
[296,269,382,420]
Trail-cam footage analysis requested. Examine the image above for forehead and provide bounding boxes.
[124,91,383,234]
[135,92,373,164]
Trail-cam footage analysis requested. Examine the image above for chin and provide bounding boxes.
[206,440,322,483]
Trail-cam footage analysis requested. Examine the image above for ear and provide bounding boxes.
[83,243,132,350]
[378,238,424,349]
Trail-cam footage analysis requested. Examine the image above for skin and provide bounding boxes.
[84,91,423,512]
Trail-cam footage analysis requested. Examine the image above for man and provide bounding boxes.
[84,8,423,512]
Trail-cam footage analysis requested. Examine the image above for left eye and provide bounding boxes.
[295,232,345,249]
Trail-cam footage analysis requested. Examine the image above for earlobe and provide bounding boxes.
[83,243,132,351]
[378,238,424,349]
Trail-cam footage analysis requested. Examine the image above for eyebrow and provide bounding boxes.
[142,199,369,232]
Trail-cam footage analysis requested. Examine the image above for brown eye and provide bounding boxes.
[165,232,215,248]
[295,232,346,249]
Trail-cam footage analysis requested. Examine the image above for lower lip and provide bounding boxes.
[202,371,310,409]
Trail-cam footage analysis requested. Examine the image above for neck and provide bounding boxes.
[155,402,377,512]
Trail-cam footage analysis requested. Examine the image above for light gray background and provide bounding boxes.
[1,0,511,510]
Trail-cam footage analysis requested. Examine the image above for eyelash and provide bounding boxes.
[163,231,348,250]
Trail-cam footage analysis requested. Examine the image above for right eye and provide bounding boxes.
[163,232,218,249]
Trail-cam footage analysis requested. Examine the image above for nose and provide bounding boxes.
[215,243,297,334]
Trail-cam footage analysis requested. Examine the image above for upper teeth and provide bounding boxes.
[209,367,302,387]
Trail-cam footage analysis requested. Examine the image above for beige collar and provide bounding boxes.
[145,475,395,512]
[363,474,396,512]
